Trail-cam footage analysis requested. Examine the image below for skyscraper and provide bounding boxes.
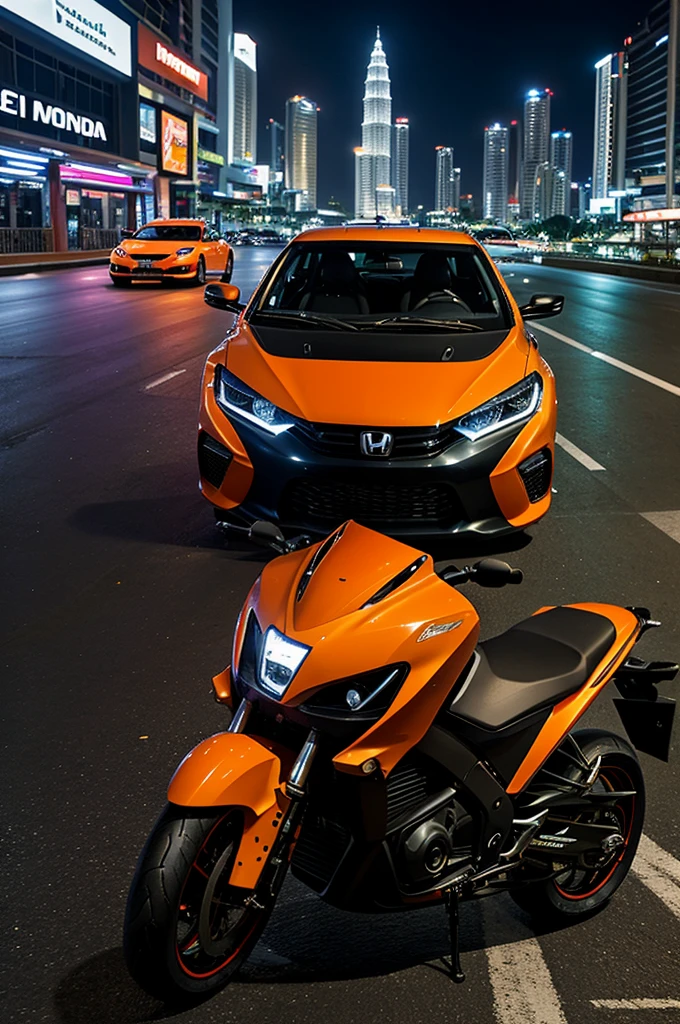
[435,146,455,210]
[550,130,573,216]
[393,118,409,216]
[355,29,393,218]
[267,118,284,174]
[521,88,551,219]
[452,168,461,212]
[508,119,522,212]
[593,52,628,200]
[232,32,257,165]
[285,96,318,210]
[625,0,678,209]
[483,123,509,220]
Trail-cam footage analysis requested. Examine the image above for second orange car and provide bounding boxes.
[109,218,233,287]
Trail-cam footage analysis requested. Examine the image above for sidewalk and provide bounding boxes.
[0,250,110,276]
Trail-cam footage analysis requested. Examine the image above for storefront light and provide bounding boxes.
[2,167,39,177]
[63,163,131,179]
[7,160,46,170]
[0,148,48,164]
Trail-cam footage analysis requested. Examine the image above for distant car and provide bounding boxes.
[197,226,564,541]
[475,227,518,246]
[109,218,233,287]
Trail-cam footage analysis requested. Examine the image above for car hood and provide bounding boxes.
[225,321,530,427]
[117,240,196,253]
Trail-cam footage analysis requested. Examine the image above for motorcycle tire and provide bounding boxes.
[510,729,645,923]
[123,804,278,1002]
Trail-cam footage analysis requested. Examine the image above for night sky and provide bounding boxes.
[235,0,653,213]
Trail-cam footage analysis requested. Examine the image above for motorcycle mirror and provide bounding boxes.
[249,520,287,552]
[471,558,523,587]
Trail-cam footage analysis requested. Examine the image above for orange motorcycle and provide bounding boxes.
[124,520,676,1002]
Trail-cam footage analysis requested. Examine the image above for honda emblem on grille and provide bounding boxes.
[360,431,394,456]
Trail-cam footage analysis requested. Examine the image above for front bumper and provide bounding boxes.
[109,260,198,280]
[198,376,556,539]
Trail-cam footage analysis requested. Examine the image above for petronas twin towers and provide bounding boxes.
[354,29,395,219]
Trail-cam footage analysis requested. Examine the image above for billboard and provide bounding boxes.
[0,0,132,76]
[138,24,208,101]
[161,110,188,176]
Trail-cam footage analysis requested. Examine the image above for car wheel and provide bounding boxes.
[111,276,131,287]
[221,252,234,283]
[194,257,207,287]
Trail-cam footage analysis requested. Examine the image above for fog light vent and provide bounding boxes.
[198,432,233,489]
[518,448,552,503]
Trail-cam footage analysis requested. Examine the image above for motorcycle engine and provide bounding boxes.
[396,802,472,890]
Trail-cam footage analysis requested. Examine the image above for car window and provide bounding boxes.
[254,242,511,333]
[134,225,202,241]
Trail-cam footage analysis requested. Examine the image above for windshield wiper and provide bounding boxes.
[251,311,359,332]
[369,316,485,333]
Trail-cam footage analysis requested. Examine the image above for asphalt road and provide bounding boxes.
[2,250,680,1024]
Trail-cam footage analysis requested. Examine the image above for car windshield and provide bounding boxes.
[134,225,202,241]
[251,241,512,333]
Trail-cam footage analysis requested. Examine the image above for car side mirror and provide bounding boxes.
[519,294,564,321]
[249,520,287,553]
[120,228,135,239]
[204,283,244,312]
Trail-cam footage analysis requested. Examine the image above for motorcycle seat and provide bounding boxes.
[449,606,617,730]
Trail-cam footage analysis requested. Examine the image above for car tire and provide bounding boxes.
[194,257,207,287]
[221,252,234,283]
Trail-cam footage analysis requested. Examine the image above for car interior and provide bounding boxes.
[259,244,509,328]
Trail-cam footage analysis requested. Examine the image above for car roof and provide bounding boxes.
[291,226,478,246]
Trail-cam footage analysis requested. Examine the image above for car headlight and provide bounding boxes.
[214,365,297,435]
[258,626,311,698]
[113,246,127,258]
[456,372,542,440]
[175,247,195,256]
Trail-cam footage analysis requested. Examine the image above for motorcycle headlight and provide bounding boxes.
[175,247,195,256]
[258,626,311,698]
[214,365,297,435]
[456,372,542,441]
[113,246,127,258]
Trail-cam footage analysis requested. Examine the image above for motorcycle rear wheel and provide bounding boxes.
[123,805,278,1002]
[510,729,644,923]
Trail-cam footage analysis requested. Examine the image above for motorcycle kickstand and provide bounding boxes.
[445,890,466,984]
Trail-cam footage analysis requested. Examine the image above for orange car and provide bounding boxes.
[109,218,233,287]
[198,226,563,540]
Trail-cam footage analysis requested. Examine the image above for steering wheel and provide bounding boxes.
[412,290,473,313]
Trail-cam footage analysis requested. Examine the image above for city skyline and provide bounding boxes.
[238,0,651,210]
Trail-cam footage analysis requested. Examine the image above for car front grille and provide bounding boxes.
[198,432,233,489]
[128,254,171,262]
[291,420,461,460]
[279,475,462,528]
[518,448,552,502]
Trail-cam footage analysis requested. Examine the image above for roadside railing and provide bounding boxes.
[79,228,120,250]
[0,227,55,254]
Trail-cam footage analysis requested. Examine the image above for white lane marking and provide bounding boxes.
[482,898,568,1024]
[641,511,680,545]
[592,999,680,1010]
[633,834,680,920]
[533,323,680,396]
[555,433,606,471]
[531,322,593,353]
[144,369,187,390]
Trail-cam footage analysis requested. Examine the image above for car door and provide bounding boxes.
[202,228,219,272]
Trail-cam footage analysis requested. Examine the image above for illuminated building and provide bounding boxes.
[483,123,509,220]
[593,53,628,200]
[285,96,318,210]
[393,118,409,215]
[266,118,284,202]
[452,167,461,212]
[521,88,551,219]
[355,29,393,218]
[626,0,679,208]
[508,119,522,212]
[435,146,455,209]
[232,33,257,164]
[550,130,572,215]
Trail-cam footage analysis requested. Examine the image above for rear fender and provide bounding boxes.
[168,732,293,889]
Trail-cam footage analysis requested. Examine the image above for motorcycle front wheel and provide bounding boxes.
[511,729,645,923]
[124,805,279,1002]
